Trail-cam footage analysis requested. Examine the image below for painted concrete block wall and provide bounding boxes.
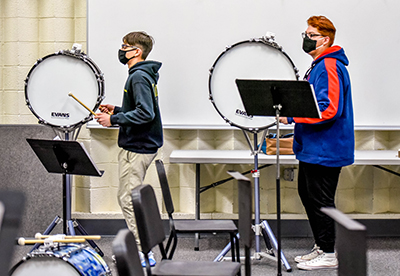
[2,1,400,221]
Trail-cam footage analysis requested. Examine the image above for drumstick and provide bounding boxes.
[68,92,112,115]
[18,237,86,245]
[68,92,97,116]
[35,233,101,240]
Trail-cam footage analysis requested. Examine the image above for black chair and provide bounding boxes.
[321,207,367,276]
[112,228,145,276]
[230,171,253,276]
[155,159,239,261]
[0,191,25,276]
[131,184,241,276]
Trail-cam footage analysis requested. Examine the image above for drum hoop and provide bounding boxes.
[24,50,105,131]
[9,244,111,276]
[208,37,299,132]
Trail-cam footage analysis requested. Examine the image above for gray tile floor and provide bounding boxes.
[9,234,400,275]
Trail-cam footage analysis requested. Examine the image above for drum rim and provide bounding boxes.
[9,244,111,276]
[24,51,105,131]
[208,38,299,131]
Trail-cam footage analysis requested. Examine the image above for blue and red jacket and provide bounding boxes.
[287,46,354,167]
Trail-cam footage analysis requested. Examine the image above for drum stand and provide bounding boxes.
[214,129,291,273]
[27,128,105,256]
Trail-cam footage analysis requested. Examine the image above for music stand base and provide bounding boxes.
[215,222,291,272]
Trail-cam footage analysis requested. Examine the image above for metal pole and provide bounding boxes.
[275,107,282,276]
[253,132,261,255]
[64,132,75,235]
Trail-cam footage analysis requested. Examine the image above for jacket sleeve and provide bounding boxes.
[111,80,155,126]
[293,58,343,125]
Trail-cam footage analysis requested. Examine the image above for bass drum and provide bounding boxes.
[10,244,111,276]
[25,50,105,131]
[209,37,299,131]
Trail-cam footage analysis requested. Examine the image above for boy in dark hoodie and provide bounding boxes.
[96,31,162,266]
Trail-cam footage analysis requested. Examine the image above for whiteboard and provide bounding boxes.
[87,0,400,129]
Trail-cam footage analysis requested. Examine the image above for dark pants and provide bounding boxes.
[298,161,342,253]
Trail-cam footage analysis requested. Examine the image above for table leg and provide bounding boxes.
[195,163,200,250]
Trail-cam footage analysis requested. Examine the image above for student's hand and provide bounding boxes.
[99,104,115,115]
[95,113,112,127]
[279,117,289,125]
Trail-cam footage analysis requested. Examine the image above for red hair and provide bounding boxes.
[307,16,336,47]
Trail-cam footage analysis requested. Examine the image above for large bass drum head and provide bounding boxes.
[25,52,104,130]
[209,39,298,130]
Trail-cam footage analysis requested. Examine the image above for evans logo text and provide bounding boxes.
[51,112,70,119]
[235,109,253,120]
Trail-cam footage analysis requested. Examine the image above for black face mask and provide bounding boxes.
[302,36,317,53]
[118,48,137,65]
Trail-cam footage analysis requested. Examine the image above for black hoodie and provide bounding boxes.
[110,60,163,153]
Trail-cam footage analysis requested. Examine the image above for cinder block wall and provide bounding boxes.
[2,0,400,221]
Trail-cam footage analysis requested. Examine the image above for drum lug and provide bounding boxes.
[70,43,82,55]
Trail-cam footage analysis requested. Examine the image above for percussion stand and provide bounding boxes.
[214,127,291,272]
[27,130,105,256]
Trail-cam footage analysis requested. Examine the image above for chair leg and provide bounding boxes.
[165,233,174,258]
[144,253,152,276]
[168,232,178,260]
[245,245,251,276]
[235,235,240,263]
[229,233,235,262]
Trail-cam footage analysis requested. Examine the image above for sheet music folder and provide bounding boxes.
[27,139,103,177]
[236,79,321,119]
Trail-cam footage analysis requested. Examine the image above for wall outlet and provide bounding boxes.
[283,168,297,181]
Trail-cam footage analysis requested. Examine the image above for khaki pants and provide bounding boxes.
[118,148,157,249]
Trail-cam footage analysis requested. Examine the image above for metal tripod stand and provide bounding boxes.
[27,127,104,256]
[214,129,291,272]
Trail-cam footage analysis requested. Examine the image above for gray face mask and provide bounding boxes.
[118,48,137,65]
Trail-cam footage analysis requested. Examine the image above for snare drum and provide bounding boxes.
[209,37,299,131]
[25,50,105,131]
[10,244,111,276]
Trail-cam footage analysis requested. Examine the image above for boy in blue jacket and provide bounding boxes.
[96,31,163,267]
[280,16,354,270]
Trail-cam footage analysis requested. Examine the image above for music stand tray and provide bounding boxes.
[236,79,321,119]
[27,139,103,177]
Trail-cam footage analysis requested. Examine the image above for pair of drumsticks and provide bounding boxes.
[18,233,102,245]
[68,92,112,115]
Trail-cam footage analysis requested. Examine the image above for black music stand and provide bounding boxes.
[236,79,321,276]
[26,138,104,256]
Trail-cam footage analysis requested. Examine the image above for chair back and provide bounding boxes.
[0,190,25,276]
[131,184,166,254]
[155,159,175,215]
[228,171,252,276]
[112,229,144,276]
[238,179,252,248]
[322,207,367,276]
